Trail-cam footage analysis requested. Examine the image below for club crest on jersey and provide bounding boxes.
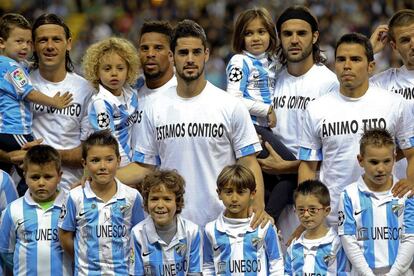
[228,67,243,83]
[323,253,335,266]
[392,203,404,217]
[338,211,345,226]
[119,203,131,214]
[10,68,28,89]
[251,237,264,249]
[175,242,187,256]
[97,112,110,128]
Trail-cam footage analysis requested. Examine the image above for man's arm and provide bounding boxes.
[258,142,300,174]
[237,154,272,228]
[298,160,319,184]
[58,146,83,168]
[116,162,155,189]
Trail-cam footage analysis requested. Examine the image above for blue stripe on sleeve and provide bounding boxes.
[130,196,145,228]
[188,231,201,273]
[404,198,414,234]
[342,191,356,235]
[264,225,281,260]
[240,144,256,156]
[203,230,214,263]
[131,234,144,275]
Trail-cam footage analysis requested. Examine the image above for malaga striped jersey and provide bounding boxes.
[338,176,409,273]
[203,213,283,275]
[0,190,72,276]
[0,56,34,135]
[88,84,139,167]
[226,51,279,127]
[130,215,202,275]
[58,179,145,275]
[285,227,350,275]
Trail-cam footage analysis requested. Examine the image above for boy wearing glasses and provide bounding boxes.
[285,180,349,275]
[338,128,414,275]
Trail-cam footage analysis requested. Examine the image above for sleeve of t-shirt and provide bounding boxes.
[284,243,293,276]
[5,64,34,100]
[265,224,284,275]
[394,99,414,150]
[58,194,77,232]
[0,206,16,253]
[226,55,270,117]
[337,190,356,236]
[88,98,116,132]
[130,229,145,276]
[0,171,18,212]
[133,104,161,166]
[230,101,262,158]
[188,226,203,273]
[298,104,323,161]
[202,225,215,275]
[80,88,94,141]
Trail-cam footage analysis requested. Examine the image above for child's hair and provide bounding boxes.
[232,7,278,56]
[82,37,140,90]
[139,20,173,43]
[217,164,256,192]
[141,170,185,214]
[0,13,31,41]
[23,144,61,173]
[388,9,414,42]
[82,130,120,159]
[359,128,395,156]
[294,180,330,207]
[32,13,74,72]
[171,19,207,53]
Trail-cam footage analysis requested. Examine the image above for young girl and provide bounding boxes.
[130,170,203,275]
[82,37,140,167]
[58,130,145,275]
[227,7,295,161]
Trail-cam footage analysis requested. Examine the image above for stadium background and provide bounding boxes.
[1,0,413,89]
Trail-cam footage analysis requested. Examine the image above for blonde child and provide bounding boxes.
[130,170,203,275]
[83,37,140,167]
[285,180,349,275]
[0,145,72,275]
[0,13,72,183]
[58,130,145,275]
[203,164,283,275]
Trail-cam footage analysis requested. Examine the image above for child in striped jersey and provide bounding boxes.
[83,37,140,167]
[130,169,203,276]
[226,8,295,161]
[58,130,145,275]
[0,145,72,276]
[338,128,414,275]
[203,165,283,275]
[285,180,350,275]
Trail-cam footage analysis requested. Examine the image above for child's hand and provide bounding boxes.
[267,106,276,128]
[53,91,73,109]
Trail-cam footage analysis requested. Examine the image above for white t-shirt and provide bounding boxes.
[30,70,94,191]
[134,81,261,226]
[298,86,414,224]
[273,64,338,155]
[131,76,177,150]
[370,66,414,179]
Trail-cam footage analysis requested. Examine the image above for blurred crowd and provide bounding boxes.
[1,0,413,89]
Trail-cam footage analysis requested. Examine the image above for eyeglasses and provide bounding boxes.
[295,207,326,216]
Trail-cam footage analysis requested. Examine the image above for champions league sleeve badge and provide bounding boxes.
[59,203,67,220]
[228,67,243,83]
[338,211,345,226]
[97,112,110,128]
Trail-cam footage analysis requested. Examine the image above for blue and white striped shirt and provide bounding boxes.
[338,176,407,272]
[226,51,279,127]
[130,215,202,275]
[59,179,145,275]
[285,227,349,275]
[203,213,283,275]
[0,190,72,276]
[88,84,139,167]
[0,56,34,135]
